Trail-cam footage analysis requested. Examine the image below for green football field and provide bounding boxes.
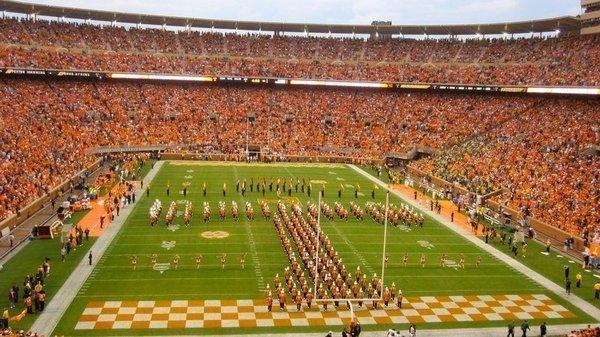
[52,161,593,336]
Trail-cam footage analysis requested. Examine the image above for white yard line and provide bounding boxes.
[324,220,376,275]
[232,166,265,291]
[30,161,165,337]
[349,164,600,322]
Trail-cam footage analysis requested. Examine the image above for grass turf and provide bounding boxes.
[51,161,593,335]
[0,217,96,332]
[485,237,600,308]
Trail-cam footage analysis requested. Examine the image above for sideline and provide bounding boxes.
[348,164,600,323]
[29,161,164,336]
[92,323,593,337]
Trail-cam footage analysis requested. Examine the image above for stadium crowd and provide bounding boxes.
[0,78,540,221]
[0,18,599,86]
[0,77,598,238]
[413,98,599,236]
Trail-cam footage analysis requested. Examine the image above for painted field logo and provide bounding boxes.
[417,240,434,249]
[167,224,180,232]
[161,241,176,250]
[184,175,193,179]
[201,231,230,239]
[186,170,194,173]
[153,263,171,274]
[397,225,411,232]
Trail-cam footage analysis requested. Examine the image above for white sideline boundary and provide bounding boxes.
[30,161,165,336]
[348,164,600,323]
[90,324,598,337]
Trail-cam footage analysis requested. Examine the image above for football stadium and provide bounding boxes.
[0,1,599,337]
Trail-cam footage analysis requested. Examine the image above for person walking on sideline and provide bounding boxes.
[88,251,93,265]
[594,281,600,299]
[565,278,571,295]
[540,322,547,337]
[507,321,515,337]
[520,320,530,337]
[576,272,582,288]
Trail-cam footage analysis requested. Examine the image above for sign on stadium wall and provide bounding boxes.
[0,67,598,96]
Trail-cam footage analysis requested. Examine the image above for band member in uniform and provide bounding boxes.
[150,254,157,266]
[166,182,170,196]
[131,255,138,270]
[173,254,180,270]
[383,287,391,307]
[357,289,364,308]
[278,289,286,311]
[195,254,203,269]
[476,256,482,268]
[420,254,426,268]
[240,253,246,269]
[266,293,273,312]
[295,293,303,311]
[440,253,446,267]
[459,254,465,269]
[222,182,226,197]
[403,253,408,267]
[390,282,397,301]
[306,290,313,309]
[220,253,227,269]
[202,182,207,197]
[384,254,389,268]
[397,290,403,308]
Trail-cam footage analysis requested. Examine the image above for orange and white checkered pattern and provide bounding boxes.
[75,294,574,330]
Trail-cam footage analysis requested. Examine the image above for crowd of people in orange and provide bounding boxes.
[567,325,600,337]
[414,98,599,237]
[1,78,539,220]
[1,76,598,243]
[0,17,599,86]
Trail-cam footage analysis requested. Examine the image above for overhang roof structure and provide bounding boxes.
[0,0,581,35]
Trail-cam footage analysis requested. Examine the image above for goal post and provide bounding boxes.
[311,187,390,304]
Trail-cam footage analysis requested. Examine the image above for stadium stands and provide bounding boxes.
[0,18,599,86]
[0,16,598,251]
